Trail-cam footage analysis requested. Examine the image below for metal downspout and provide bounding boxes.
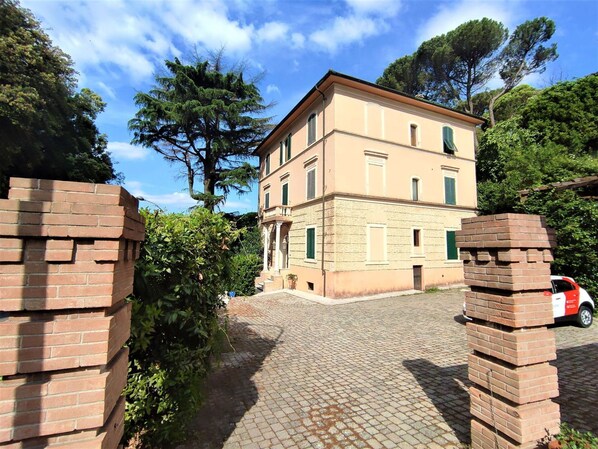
[315,86,327,297]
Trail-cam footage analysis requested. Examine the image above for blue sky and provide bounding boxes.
[22,0,598,213]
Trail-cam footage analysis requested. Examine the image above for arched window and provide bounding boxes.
[307,113,316,145]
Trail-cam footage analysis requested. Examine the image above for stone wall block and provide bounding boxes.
[458,213,560,449]
[0,178,143,448]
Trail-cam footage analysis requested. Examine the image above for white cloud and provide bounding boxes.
[345,0,402,18]
[107,142,150,160]
[256,22,289,42]
[266,84,280,94]
[310,15,382,53]
[415,0,520,44]
[124,181,198,210]
[291,33,306,48]
[97,81,116,100]
[308,0,402,53]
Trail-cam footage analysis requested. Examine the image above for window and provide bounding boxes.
[307,113,316,145]
[285,134,292,161]
[264,190,270,209]
[265,153,270,175]
[552,279,575,293]
[443,126,457,154]
[444,175,456,205]
[282,181,289,206]
[279,141,283,165]
[306,227,316,260]
[306,166,316,200]
[411,178,420,201]
[410,123,419,146]
[413,229,421,247]
[446,230,458,260]
[367,224,387,264]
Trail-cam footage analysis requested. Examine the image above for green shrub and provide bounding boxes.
[556,423,598,448]
[228,253,261,296]
[522,189,598,300]
[124,208,236,448]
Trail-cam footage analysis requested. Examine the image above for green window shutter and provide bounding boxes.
[306,228,315,259]
[446,230,458,260]
[265,154,270,175]
[264,192,270,209]
[286,134,292,160]
[444,176,456,205]
[282,183,288,205]
[279,141,283,165]
[443,126,456,153]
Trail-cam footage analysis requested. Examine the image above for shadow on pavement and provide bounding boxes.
[402,359,471,445]
[182,319,281,449]
[404,341,598,446]
[555,342,598,434]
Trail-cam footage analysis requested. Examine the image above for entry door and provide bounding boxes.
[413,265,423,290]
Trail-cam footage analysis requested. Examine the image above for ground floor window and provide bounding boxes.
[306,227,316,260]
[446,230,458,260]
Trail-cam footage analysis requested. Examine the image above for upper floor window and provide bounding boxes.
[282,180,289,206]
[306,165,316,200]
[443,126,457,154]
[410,123,419,147]
[307,113,316,145]
[265,153,270,175]
[444,175,456,205]
[285,134,292,161]
[264,189,270,209]
[411,177,420,201]
[279,133,293,165]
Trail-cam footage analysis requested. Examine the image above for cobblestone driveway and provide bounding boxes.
[181,290,598,449]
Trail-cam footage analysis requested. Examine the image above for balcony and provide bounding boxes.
[261,205,293,223]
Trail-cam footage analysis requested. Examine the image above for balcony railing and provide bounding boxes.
[262,205,292,221]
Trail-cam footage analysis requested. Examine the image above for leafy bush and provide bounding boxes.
[555,423,598,448]
[228,253,261,296]
[124,208,236,448]
[522,189,598,300]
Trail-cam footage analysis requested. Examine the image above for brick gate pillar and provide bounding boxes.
[456,213,560,449]
[0,178,144,448]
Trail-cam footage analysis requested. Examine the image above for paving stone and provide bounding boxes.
[179,290,598,449]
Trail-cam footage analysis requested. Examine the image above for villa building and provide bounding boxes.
[255,71,484,298]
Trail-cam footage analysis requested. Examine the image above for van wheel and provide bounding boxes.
[577,305,593,328]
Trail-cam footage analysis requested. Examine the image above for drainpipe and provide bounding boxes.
[315,86,327,297]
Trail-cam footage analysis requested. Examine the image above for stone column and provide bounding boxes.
[0,178,144,449]
[274,221,282,273]
[262,225,270,272]
[456,213,560,449]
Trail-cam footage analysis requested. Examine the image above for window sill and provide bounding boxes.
[445,259,462,263]
[365,261,389,265]
[411,254,425,258]
[304,259,317,264]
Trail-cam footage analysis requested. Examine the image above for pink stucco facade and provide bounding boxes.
[255,71,484,298]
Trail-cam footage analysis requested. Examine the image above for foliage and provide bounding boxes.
[129,53,272,211]
[489,17,558,126]
[555,423,598,449]
[377,16,557,118]
[522,190,598,299]
[124,208,237,448]
[0,0,118,197]
[228,253,261,296]
[491,84,539,123]
[476,74,598,215]
[225,212,262,257]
